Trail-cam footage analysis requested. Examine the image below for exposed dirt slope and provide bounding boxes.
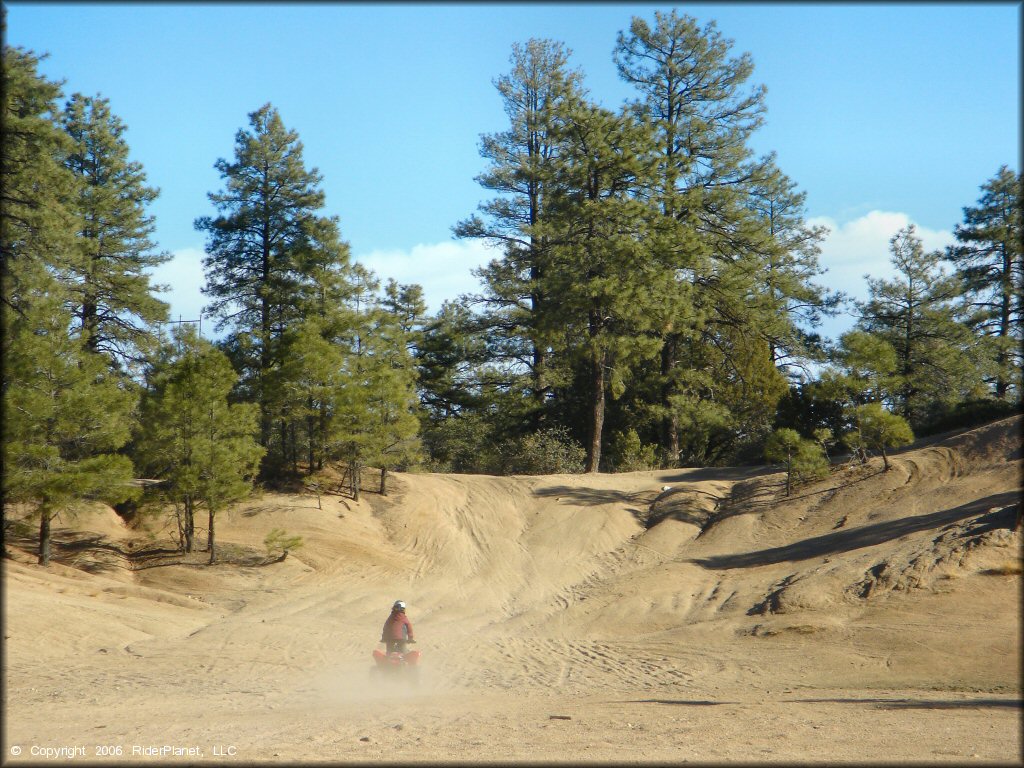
[4,416,1021,763]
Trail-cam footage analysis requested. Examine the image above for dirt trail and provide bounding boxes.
[4,416,1021,763]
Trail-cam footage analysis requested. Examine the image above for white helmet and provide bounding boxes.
[392,600,406,611]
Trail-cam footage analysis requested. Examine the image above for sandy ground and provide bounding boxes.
[3,416,1022,765]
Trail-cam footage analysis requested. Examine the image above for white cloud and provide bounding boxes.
[147,240,499,340]
[810,210,955,340]
[355,239,499,312]
[810,210,955,303]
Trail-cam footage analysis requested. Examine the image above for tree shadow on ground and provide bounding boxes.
[615,698,735,706]
[4,524,281,571]
[532,486,652,520]
[533,486,651,506]
[690,491,1021,570]
[531,464,776,509]
[3,529,128,574]
[713,464,888,520]
[616,696,1020,710]
[659,466,777,484]
[788,697,1021,710]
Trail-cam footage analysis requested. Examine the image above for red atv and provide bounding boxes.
[371,643,421,684]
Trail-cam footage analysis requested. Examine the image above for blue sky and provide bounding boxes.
[6,2,1021,339]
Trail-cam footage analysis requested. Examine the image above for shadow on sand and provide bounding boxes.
[622,696,1020,710]
[690,491,1020,570]
[617,698,736,706]
[5,526,281,571]
[531,465,774,507]
[788,697,1022,711]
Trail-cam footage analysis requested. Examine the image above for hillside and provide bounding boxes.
[4,416,1021,763]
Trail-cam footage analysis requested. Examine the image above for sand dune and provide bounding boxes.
[4,416,1021,763]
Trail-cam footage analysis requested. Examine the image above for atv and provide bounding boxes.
[371,645,421,685]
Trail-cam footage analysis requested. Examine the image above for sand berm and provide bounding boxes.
[4,416,1021,763]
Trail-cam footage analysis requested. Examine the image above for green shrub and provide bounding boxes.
[608,428,659,472]
[264,528,303,561]
[501,426,586,475]
[765,428,829,495]
[846,403,914,470]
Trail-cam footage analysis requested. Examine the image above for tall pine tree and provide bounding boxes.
[61,93,169,371]
[613,10,770,466]
[2,47,136,564]
[196,104,350,475]
[539,101,665,471]
[858,226,983,427]
[945,166,1022,401]
[454,39,587,425]
[1,47,76,335]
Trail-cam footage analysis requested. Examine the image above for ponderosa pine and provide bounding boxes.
[945,166,1023,401]
[61,93,169,371]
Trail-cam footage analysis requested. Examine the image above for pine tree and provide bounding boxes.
[60,93,169,371]
[858,225,983,427]
[365,312,421,495]
[614,10,768,465]
[845,402,914,471]
[273,214,357,475]
[382,279,427,350]
[135,327,263,559]
[196,104,345,474]
[4,291,137,564]
[329,269,420,498]
[945,166,1023,401]
[415,300,508,471]
[539,101,665,472]
[276,317,347,475]
[743,158,839,374]
[2,47,138,563]
[454,39,587,423]
[832,329,900,406]
[1,47,76,334]
[416,300,490,418]
[765,428,828,496]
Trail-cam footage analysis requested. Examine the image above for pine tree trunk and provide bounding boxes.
[290,420,298,475]
[380,466,388,495]
[82,295,99,354]
[996,247,1012,400]
[318,402,327,471]
[207,508,216,565]
[184,496,194,553]
[881,446,890,471]
[38,506,52,566]
[586,345,606,473]
[352,461,361,502]
[528,137,547,426]
[259,224,272,455]
[660,336,680,467]
[307,397,316,472]
[175,503,185,551]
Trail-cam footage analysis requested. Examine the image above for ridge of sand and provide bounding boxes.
[4,415,1021,763]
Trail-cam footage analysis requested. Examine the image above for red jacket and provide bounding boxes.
[381,610,414,642]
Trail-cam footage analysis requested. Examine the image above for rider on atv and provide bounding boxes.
[381,599,415,655]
